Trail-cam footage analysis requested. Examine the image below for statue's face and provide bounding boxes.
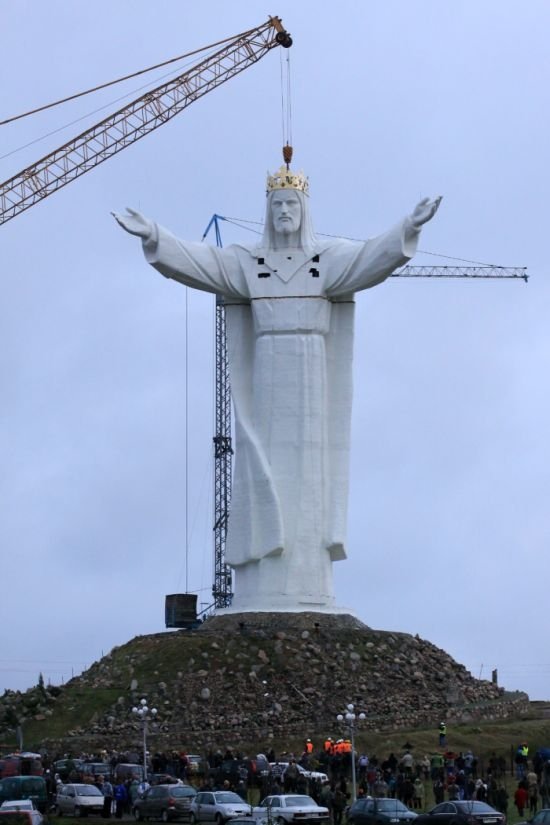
[270,190,301,235]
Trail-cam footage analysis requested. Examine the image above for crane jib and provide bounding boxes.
[0,16,292,226]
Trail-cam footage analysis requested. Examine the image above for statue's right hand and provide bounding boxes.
[111,208,153,239]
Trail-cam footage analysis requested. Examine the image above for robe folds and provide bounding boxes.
[143,219,418,610]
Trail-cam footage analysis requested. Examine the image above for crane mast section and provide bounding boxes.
[0,21,281,225]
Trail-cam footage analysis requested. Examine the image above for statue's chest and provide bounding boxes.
[247,251,326,299]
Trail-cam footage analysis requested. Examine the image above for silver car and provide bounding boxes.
[253,795,329,824]
[55,784,105,817]
[189,791,252,824]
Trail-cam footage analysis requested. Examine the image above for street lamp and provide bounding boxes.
[132,698,157,779]
[336,703,365,802]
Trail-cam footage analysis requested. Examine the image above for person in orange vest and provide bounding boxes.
[324,738,334,755]
[305,739,314,755]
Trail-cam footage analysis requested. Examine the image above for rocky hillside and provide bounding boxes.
[0,612,529,753]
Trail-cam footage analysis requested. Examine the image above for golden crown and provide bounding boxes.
[266,145,309,195]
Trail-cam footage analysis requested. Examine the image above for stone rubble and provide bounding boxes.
[0,612,529,752]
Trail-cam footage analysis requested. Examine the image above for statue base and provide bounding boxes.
[215,602,356,616]
[201,609,369,635]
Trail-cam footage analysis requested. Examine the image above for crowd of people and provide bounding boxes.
[10,735,550,821]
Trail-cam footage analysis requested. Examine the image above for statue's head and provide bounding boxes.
[270,189,302,236]
[261,160,316,252]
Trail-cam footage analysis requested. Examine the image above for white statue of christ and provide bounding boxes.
[113,162,441,612]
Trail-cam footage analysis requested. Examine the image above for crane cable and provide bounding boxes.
[0,25,262,128]
[279,47,293,153]
[212,215,518,269]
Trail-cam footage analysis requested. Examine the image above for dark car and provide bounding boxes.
[0,755,43,780]
[133,784,197,822]
[518,811,550,825]
[148,776,182,787]
[113,764,145,783]
[347,799,417,825]
[415,802,505,825]
[0,778,48,815]
[79,763,111,782]
[53,760,85,782]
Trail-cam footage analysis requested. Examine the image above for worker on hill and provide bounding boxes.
[305,739,314,755]
[516,743,529,779]
[438,722,447,747]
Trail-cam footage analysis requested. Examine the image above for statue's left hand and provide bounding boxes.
[410,196,442,229]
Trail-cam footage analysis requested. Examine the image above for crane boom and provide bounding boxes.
[0,16,290,225]
[394,265,528,281]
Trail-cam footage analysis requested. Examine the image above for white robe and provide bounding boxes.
[143,219,418,611]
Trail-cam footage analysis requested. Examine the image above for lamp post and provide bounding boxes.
[336,703,365,803]
[132,698,157,779]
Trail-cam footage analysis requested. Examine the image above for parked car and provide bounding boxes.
[518,811,550,825]
[0,804,35,811]
[133,784,197,822]
[222,819,260,825]
[190,791,252,824]
[414,802,505,825]
[0,800,43,825]
[113,764,145,783]
[518,810,550,825]
[347,799,417,825]
[0,755,43,780]
[0,812,42,825]
[209,762,244,787]
[0,778,48,814]
[253,794,329,824]
[268,764,329,784]
[55,783,105,817]
[147,776,183,787]
[53,760,84,782]
[79,764,111,782]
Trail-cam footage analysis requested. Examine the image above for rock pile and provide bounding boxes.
[0,613,529,752]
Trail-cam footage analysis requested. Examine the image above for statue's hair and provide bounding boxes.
[258,189,317,255]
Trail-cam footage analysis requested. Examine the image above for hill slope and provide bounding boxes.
[0,613,529,753]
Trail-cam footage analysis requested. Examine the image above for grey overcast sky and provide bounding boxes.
[1,1,549,702]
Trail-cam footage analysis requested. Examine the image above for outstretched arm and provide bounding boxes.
[111,208,154,240]
[407,196,443,231]
[112,207,248,299]
[327,195,443,296]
